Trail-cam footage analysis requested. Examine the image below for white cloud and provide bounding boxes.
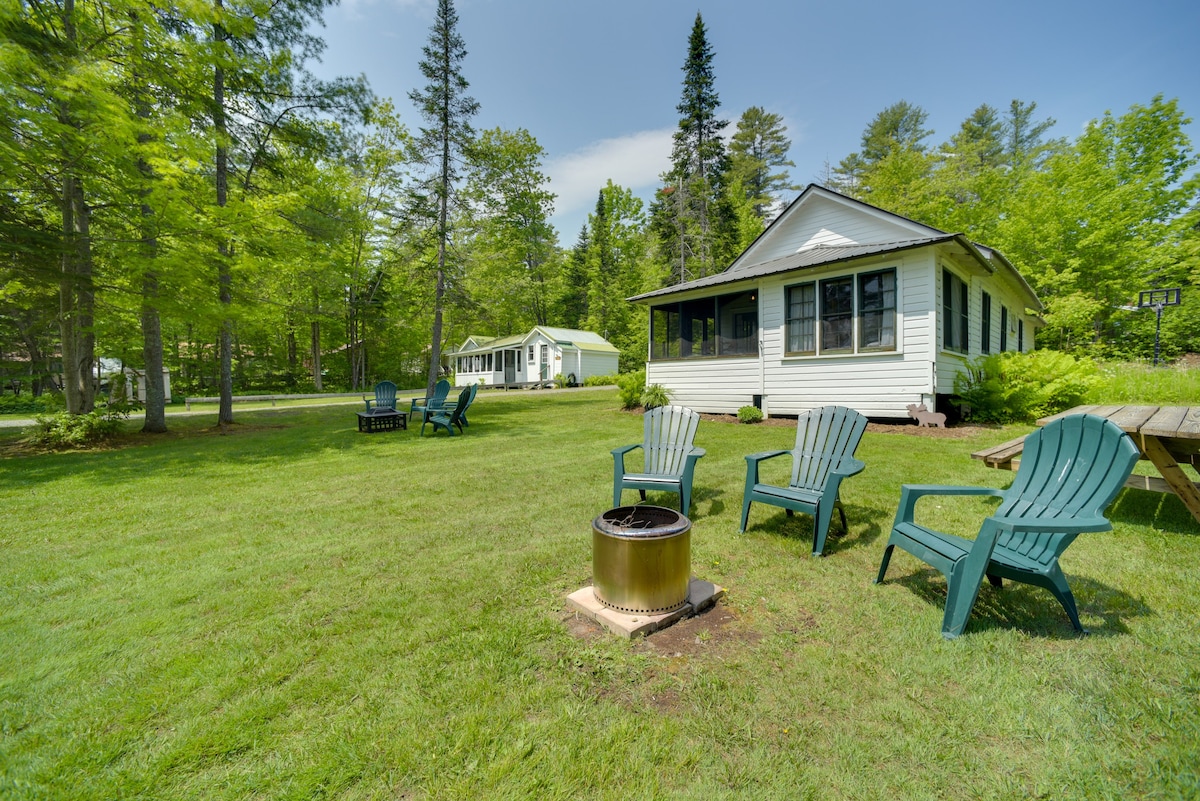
[545,128,674,235]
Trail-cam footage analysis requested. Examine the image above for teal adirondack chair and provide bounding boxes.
[364,380,398,412]
[876,413,1140,639]
[459,382,479,427]
[410,379,451,417]
[612,405,705,513]
[739,405,867,556]
[421,387,471,436]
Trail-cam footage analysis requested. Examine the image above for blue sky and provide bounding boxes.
[311,0,1200,240]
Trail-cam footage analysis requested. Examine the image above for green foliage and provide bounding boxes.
[582,374,618,387]
[736,405,764,424]
[28,402,135,449]
[0,393,62,415]
[728,106,798,219]
[617,369,645,410]
[954,350,1098,423]
[639,383,671,410]
[1088,361,1200,404]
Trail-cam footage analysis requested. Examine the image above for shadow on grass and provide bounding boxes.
[741,502,886,555]
[1108,487,1198,535]
[884,566,1153,638]
[0,403,529,489]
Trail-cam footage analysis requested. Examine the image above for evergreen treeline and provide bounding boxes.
[3,4,1197,430]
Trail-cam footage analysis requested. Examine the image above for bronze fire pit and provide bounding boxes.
[591,505,691,614]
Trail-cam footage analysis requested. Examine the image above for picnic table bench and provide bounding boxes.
[971,404,1200,526]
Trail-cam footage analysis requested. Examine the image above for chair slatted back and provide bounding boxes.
[430,379,451,406]
[446,387,471,423]
[374,381,398,410]
[995,414,1140,566]
[644,405,701,477]
[789,405,868,491]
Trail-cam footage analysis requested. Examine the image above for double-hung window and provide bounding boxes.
[785,283,817,354]
[942,268,969,354]
[858,270,896,351]
[785,268,896,356]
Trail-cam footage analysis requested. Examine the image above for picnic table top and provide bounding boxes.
[1036,405,1200,442]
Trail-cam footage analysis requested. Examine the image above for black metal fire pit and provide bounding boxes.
[591,505,691,614]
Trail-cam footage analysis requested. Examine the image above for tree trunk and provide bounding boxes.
[310,321,322,391]
[59,174,96,415]
[135,10,167,434]
[57,0,96,415]
[214,0,234,425]
[140,278,167,432]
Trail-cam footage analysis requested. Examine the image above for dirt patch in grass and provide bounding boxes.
[635,601,752,657]
[562,599,753,655]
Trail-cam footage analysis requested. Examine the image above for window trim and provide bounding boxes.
[942,267,970,355]
[785,282,817,356]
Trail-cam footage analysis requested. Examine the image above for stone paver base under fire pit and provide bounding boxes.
[566,577,725,639]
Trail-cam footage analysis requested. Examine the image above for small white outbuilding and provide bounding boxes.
[451,327,619,388]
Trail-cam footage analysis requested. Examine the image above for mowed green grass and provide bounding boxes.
[1,388,1197,800]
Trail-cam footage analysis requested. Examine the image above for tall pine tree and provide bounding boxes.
[729,106,799,220]
[651,13,734,283]
[408,0,479,396]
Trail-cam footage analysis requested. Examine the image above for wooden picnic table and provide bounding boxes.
[972,405,1200,526]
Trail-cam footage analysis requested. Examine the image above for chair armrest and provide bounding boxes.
[989,515,1113,534]
[689,447,706,459]
[893,484,1006,527]
[831,456,865,478]
[743,449,788,487]
[744,449,789,465]
[611,444,642,457]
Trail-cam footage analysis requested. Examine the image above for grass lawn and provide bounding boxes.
[1,388,1197,799]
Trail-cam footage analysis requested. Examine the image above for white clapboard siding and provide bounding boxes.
[646,358,761,414]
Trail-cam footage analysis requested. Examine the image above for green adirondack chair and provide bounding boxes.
[876,413,1140,639]
[612,405,705,513]
[459,382,479,427]
[421,387,471,436]
[410,379,451,417]
[364,380,398,412]
[739,405,867,556]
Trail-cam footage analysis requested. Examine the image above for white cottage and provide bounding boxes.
[629,184,1044,420]
[451,327,619,388]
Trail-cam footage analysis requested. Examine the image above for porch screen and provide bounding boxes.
[650,290,758,360]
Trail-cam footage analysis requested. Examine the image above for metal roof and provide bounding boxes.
[629,235,958,302]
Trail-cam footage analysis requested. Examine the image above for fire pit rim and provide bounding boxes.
[591,504,690,540]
